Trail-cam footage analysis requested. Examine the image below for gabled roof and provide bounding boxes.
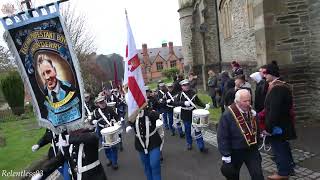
[137,46,183,64]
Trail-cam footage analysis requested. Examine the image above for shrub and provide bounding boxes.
[0,71,25,115]
[161,67,179,80]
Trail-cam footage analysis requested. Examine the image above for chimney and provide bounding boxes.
[162,42,167,47]
[142,43,148,55]
[169,41,174,54]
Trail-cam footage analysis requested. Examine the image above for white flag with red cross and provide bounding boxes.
[124,10,147,122]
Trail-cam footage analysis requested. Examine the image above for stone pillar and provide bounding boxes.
[178,1,194,74]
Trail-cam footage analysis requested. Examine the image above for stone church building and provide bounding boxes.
[178,0,320,122]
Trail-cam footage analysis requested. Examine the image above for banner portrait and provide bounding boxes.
[1,3,85,133]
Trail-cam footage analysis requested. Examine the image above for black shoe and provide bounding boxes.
[187,145,192,150]
[160,153,164,162]
[107,161,112,167]
[171,132,175,136]
[112,164,119,170]
[180,134,185,138]
[200,148,209,154]
[119,144,124,152]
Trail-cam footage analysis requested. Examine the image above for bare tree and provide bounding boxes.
[0,45,16,72]
[60,3,96,60]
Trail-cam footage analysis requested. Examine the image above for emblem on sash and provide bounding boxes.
[228,103,257,146]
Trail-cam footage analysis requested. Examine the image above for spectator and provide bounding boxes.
[188,72,198,93]
[250,65,268,113]
[231,61,244,78]
[207,70,218,108]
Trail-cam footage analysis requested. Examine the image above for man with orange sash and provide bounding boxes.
[217,89,264,180]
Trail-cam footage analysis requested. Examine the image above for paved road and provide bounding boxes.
[100,129,253,180]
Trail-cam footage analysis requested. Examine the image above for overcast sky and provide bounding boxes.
[0,0,182,57]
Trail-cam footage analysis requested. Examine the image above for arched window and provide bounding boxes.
[219,0,232,39]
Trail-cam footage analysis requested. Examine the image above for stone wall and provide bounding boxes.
[178,7,194,73]
[308,0,320,122]
[217,0,257,63]
[262,0,312,121]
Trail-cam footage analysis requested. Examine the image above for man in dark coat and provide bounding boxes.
[172,74,184,95]
[263,62,296,180]
[250,65,269,113]
[208,70,218,108]
[217,89,264,180]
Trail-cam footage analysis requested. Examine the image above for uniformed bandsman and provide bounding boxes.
[174,79,210,152]
[31,129,107,180]
[126,108,162,180]
[93,95,121,170]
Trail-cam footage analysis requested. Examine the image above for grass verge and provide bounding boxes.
[0,111,48,179]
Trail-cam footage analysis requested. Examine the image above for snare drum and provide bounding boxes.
[192,109,210,127]
[100,124,121,146]
[173,107,181,124]
[156,120,164,138]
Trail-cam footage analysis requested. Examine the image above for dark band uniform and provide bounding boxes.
[128,109,162,180]
[173,80,207,151]
[93,104,120,169]
[38,131,107,180]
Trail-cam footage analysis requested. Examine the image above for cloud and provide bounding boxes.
[0,0,182,57]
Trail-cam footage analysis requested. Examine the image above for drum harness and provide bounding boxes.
[56,134,100,180]
[166,92,175,108]
[135,110,159,154]
[181,92,203,139]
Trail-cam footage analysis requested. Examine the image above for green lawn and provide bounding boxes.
[197,92,221,124]
[0,111,48,178]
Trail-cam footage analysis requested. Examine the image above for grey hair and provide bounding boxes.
[234,89,250,103]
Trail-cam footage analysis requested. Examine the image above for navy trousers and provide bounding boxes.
[139,147,161,180]
[57,161,71,180]
[167,111,175,134]
[96,126,119,166]
[226,147,264,180]
[183,120,205,150]
[270,138,295,176]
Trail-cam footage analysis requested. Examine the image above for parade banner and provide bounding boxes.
[1,2,85,133]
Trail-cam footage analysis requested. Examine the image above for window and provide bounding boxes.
[247,0,254,28]
[156,62,163,71]
[170,60,176,68]
[220,0,232,39]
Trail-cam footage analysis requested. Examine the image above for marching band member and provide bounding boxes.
[126,106,162,180]
[113,88,126,151]
[174,79,210,152]
[31,129,71,180]
[217,89,264,180]
[157,83,169,130]
[31,129,107,180]
[84,92,95,115]
[166,83,178,136]
[93,95,120,170]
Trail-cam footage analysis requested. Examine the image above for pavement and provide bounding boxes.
[102,129,252,180]
[43,121,320,180]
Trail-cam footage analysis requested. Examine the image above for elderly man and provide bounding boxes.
[217,89,264,180]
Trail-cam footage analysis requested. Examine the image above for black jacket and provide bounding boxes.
[39,131,107,180]
[173,90,205,122]
[264,82,296,140]
[147,95,159,111]
[217,107,259,156]
[129,110,162,152]
[37,129,59,159]
[254,79,268,113]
